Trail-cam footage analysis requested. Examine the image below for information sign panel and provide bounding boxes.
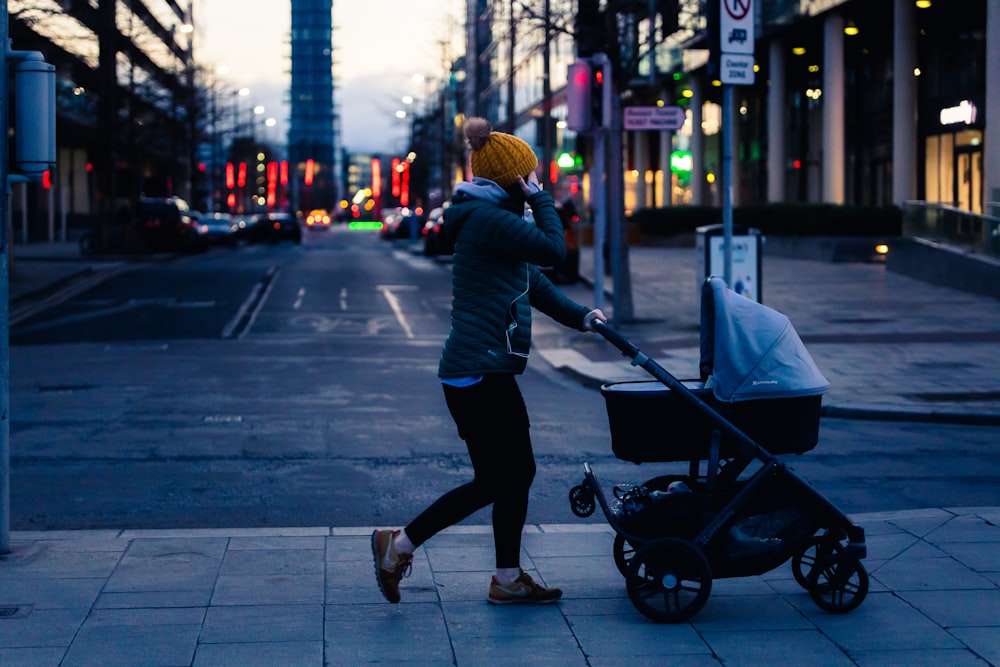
[623,106,686,131]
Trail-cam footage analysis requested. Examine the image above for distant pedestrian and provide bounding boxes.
[372,117,606,605]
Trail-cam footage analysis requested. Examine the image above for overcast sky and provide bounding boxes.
[195,0,464,155]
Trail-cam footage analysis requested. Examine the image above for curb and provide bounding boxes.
[552,363,1000,426]
[819,405,1000,426]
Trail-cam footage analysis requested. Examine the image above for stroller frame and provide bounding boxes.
[569,320,868,623]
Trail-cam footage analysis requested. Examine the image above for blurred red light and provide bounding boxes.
[371,158,382,198]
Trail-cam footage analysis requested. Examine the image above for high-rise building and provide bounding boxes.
[288,0,336,212]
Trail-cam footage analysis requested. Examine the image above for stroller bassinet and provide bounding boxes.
[568,277,867,623]
[604,275,829,463]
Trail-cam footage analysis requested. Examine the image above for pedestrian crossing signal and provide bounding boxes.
[566,59,605,132]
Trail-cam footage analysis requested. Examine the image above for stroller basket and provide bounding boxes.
[602,379,821,463]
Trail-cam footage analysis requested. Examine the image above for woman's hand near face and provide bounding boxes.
[516,171,542,196]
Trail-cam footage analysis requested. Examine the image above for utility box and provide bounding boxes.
[14,57,56,176]
[695,224,763,302]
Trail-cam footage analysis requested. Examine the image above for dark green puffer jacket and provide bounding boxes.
[438,178,592,379]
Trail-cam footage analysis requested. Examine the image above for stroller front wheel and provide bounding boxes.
[792,535,844,589]
[569,484,596,517]
[626,538,712,623]
[806,553,869,614]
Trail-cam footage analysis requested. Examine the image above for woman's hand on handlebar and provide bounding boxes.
[583,309,608,332]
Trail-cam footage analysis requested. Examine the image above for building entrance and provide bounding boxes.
[925,129,984,214]
[954,147,983,214]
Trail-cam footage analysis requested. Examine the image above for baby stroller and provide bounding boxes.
[569,277,868,623]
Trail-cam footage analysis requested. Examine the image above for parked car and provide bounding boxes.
[135,197,202,252]
[230,214,254,242]
[379,208,405,240]
[422,206,453,256]
[381,207,424,240]
[256,212,302,244]
[304,209,332,230]
[197,212,239,247]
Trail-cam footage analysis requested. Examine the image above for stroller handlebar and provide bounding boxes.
[591,320,640,360]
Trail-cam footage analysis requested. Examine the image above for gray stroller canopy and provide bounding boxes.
[699,276,829,402]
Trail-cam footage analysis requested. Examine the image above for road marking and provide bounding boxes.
[392,249,436,270]
[12,302,140,335]
[222,266,278,339]
[10,263,131,326]
[377,284,417,339]
[293,287,305,310]
[340,287,348,311]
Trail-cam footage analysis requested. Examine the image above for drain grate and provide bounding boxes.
[0,607,21,618]
[38,384,96,393]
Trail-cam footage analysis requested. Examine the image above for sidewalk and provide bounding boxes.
[538,245,1000,425]
[1,510,999,665]
[2,240,999,665]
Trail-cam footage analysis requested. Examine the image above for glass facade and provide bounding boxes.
[466,0,994,216]
[9,0,197,232]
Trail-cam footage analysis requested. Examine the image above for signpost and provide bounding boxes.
[719,0,754,288]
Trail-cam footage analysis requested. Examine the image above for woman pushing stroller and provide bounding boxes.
[372,117,606,604]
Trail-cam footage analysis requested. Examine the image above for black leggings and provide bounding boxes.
[405,374,536,568]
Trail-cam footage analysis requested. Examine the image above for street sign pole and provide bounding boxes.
[722,84,734,287]
[719,0,754,288]
[1,2,11,555]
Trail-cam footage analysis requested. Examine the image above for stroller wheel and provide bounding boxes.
[806,553,869,614]
[569,484,596,517]
[613,534,637,577]
[792,536,843,589]
[626,538,712,623]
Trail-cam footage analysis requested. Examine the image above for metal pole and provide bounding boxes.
[2,1,13,555]
[607,67,634,324]
[722,83,734,287]
[590,54,608,314]
[592,130,606,313]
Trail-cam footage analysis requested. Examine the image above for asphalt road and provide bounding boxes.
[8,228,1000,530]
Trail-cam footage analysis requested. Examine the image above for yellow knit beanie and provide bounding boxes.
[464,117,538,189]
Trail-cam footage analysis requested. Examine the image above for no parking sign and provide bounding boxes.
[720,0,754,54]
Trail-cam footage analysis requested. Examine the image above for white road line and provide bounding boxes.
[377,285,416,339]
[339,287,348,311]
[293,287,305,310]
[239,267,279,339]
[221,283,262,339]
[221,265,278,339]
[10,263,131,326]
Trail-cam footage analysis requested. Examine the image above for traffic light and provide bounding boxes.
[566,59,605,132]
[592,66,605,129]
[566,60,593,131]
